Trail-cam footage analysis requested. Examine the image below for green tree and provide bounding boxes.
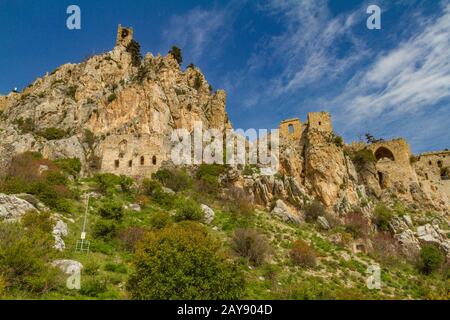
[127,222,244,299]
[419,244,444,275]
[168,46,183,64]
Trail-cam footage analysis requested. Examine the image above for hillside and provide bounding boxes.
[0,25,449,300]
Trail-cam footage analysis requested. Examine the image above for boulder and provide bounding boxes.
[0,193,37,221]
[53,220,68,251]
[51,259,83,274]
[394,229,421,257]
[271,199,301,224]
[317,216,331,230]
[201,204,215,224]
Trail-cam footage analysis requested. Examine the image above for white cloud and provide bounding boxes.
[162,2,242,62]
[334,3,450,124]
[264,0,369,95]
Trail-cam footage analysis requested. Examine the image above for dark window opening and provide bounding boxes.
[114,160,119,168]
[425,173,429,180]
[121,29,129,38]
[128,160,132,167]
[288,124,294,134]
[377,171,384,188]
[374,147,395,161]
[140,156,145,165]
[318,121,322,126]
[152,156,157,165]
[437,160,442,167]
[429,161,432,165]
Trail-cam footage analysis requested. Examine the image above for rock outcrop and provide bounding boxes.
[0,193,36,220]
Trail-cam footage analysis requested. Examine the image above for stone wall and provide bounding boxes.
[414,150,450,207]
[99,134,170,178]
[116,25,134,48]
[307,112,333,132]
[279,118,302,140]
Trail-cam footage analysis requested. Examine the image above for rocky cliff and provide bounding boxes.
[0,25,230,177]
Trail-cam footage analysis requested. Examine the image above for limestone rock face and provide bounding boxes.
[304,130,358,209]
[0,29,230,178]
[271,199,302,224]
[0,193,36,220]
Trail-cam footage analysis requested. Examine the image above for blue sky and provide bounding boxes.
[0,0,449,153]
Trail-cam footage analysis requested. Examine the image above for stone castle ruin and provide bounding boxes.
[276,112,449,211]
[0,25,448,214]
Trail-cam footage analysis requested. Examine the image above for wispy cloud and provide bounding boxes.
[161,2,243,62]
[335,3,450,121]
[329,2,450,151]
[224,0,370,108]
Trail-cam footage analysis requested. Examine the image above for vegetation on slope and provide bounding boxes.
[0,155,448,300]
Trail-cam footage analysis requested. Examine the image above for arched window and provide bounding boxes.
[128,160,132,167]
[374,147,395,161]
[114,160,119,168]
[152,156,157,165]
[288,124,294,134]
[140,156,145,165]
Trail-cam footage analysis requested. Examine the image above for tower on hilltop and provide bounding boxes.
[116,24,134,48]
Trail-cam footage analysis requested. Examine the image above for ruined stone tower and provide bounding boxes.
[307,111,333,132]
[116,24,134,48]
[279,118,302,140]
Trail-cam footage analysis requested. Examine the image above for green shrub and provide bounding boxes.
[152,168,192,192]
[13,117,34,134]
[332,134,344,147]
[93,173,122,194]
[231,228,270,266]
[107,93,117,103]
[351,148,376,168]
[117,227,146,252]
[149,212,172,229]
[141,178,162,196]
[80,277,108,297]
[127,222,244,299]
[194,164,226,194]
[126,39,142,67]
[0,152,74,210]
[54,158,82,176]
[83,129,96,149]
[98,199,124,221]
[193,74,202,90]
[66,85,77,100]
[373,204,393,231]
[304,200,326,222]
[174,198,204,222]
[93,220,118,240]
[38,127,67,140]
[0,221,58,293]
[344,211,371,238]
[290,239,317,268]
[21,211,53,234]
[419,244,444,275]
[151,187,176,208]
[196,163,227,178]
[168,46,183,64]
[104,263,127,274]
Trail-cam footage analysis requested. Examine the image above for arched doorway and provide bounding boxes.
[374,147,395,161]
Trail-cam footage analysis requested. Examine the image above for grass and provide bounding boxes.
[2,173,448,300]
